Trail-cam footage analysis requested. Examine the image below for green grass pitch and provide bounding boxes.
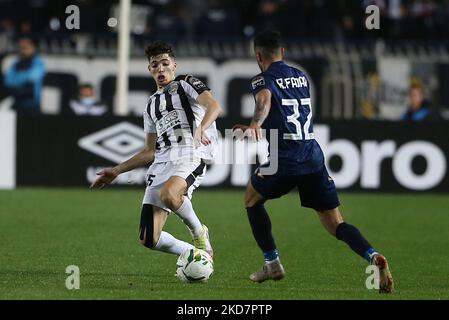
[1,188,448,300]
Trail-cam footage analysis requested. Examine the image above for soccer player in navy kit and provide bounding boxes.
[233,31,394,293]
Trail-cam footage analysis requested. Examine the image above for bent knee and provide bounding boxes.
[244,184,264,208]
[245,194,261,208]
[159,188,180,209]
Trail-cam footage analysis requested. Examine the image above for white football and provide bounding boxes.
[176,248,214,283]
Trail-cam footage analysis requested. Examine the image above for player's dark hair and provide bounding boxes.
[145,41,175,62]
[253,30,283,55]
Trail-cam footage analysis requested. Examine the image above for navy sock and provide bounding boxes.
[336,222,376,262]
[246,203,278,261]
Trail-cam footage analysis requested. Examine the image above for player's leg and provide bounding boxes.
[140,162,195,255]
[245,181,278,263]
[317,207,376,260]
[317,207,394,293]
[160,175,202,234]
[246,166,294,282]
[139,203,194,255]
[300,165,394,293]
[159,159,212,257]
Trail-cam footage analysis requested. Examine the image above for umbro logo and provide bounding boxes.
[78,122,145,164]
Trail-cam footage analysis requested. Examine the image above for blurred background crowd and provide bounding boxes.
[0,0,448,120]
[1,0,448,40]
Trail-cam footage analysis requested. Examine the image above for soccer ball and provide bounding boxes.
[176,248,214,283]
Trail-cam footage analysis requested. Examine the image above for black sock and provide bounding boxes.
[246,203,278,260]
[336,222,376,262]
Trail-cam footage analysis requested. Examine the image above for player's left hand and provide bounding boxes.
[248,123,263,142]
[194,128,211,147]
[232,124,262,141]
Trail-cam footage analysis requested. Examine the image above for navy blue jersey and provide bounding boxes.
[251,61,324,175]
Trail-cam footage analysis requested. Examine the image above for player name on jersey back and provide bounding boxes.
[275,76,308,90]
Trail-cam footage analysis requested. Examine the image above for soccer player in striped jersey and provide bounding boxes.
[90,41,221,260]
[234,30,393,293]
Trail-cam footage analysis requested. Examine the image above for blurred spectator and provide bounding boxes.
[69,84,108,116]
[251,0,283,35]
[336,0,364,38]
[0,18,15,35]
[151,2,188,38]
[4,36,46,115]
[302,0,338,38]
[384,0,406,39]
[404,0,438,38]
[71,0,110,34]
[401,82,441,121]
[19,21,32,34]
[195,0,240,38]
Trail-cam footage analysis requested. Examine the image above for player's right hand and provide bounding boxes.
[90,168,118,189]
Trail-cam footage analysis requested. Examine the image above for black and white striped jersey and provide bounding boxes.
[143,74,218,163]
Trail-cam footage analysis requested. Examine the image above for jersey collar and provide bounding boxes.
[266,60,285,72]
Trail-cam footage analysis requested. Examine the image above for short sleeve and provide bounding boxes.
[143,110,156,134]
[250,74,268,96]
[180,75,210,100]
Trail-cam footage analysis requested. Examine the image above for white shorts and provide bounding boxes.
[142,157,206,212]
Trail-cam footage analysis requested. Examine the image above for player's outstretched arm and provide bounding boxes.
[90,133,157,189]
[195,90,222,146]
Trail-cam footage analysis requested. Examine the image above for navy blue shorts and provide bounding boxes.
[251,164,340,211]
